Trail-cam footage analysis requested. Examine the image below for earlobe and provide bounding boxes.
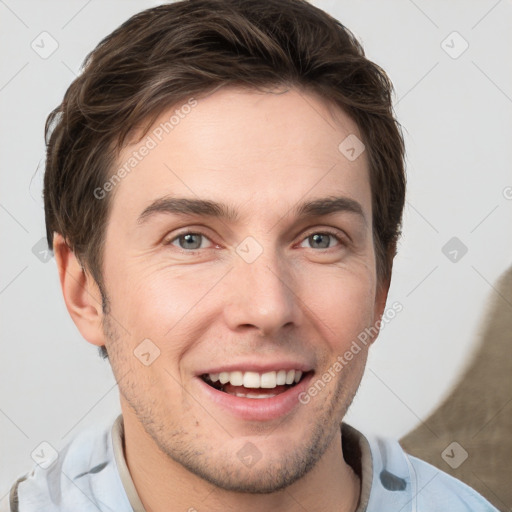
[53,232,106,347]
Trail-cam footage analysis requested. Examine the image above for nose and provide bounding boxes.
[221,245,302,337]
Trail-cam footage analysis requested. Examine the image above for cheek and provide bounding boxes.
[107,262,222,359]
[301,266,377,348]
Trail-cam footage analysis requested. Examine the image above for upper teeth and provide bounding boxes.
[208,370,303,388]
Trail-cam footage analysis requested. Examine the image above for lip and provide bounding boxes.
[195,371,314,422]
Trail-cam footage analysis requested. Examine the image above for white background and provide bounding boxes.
[1,0,511,497]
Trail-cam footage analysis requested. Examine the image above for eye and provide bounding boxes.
[166,232,213,251]
[299,230,345,250]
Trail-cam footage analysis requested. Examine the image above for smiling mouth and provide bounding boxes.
[200,369,311,399]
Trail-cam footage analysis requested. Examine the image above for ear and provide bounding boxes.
[53,232,106,347]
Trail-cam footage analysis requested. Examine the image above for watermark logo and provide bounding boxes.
[235,236,264,264]
[441,441,468,469]
[31,441,58,469]
[441,31,469,60]
[31,31,59,59]
[134,338,161,366]
[441,236,468,263]
[338,134,365,162]
[32,237,53,263]
[237,441,262,468]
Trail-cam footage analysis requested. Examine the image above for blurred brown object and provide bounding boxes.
[400,265,512,511]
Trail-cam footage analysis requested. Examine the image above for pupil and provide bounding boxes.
[181,233,201,249]
[311,233,329,249]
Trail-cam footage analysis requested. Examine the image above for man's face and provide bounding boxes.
[100,87,386,492]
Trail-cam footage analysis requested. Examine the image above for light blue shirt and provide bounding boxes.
[3,415,499,511]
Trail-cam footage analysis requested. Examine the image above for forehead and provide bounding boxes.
[108,87,370,226]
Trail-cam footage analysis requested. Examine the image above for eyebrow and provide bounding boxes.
[137,195,366,225]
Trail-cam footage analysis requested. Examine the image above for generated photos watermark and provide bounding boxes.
[93,97,198,200]
[298,301,403,405]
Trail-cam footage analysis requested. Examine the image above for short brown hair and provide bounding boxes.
[44,0,406,355]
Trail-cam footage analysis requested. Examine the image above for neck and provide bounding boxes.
[122,409,360,512]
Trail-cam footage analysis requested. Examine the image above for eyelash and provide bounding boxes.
[163,228,348,253]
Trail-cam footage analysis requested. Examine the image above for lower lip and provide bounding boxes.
[195,373,314,422]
